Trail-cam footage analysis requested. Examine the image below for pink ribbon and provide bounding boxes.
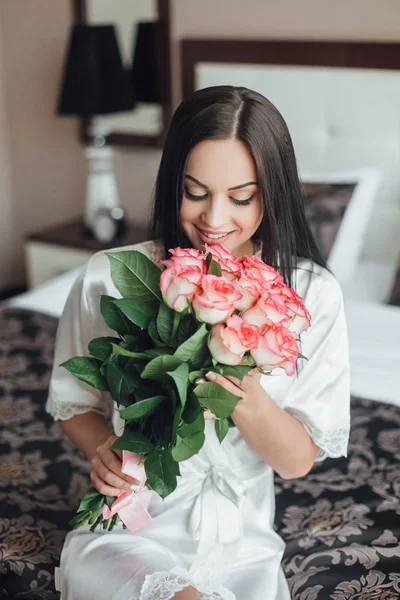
[101,451,152,533]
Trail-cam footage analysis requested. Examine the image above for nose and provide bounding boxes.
[200,196,227,230]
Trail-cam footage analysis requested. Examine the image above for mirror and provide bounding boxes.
[73,0,171,147]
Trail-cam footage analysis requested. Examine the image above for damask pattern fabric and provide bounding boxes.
[1,307,400,599]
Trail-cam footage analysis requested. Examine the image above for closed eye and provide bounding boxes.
[184,188,254,206]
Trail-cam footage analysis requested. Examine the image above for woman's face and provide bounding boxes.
[180,138,264,257]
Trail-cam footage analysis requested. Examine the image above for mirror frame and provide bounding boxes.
[72,0,172,147]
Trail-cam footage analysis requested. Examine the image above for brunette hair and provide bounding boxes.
[151,85,328,286]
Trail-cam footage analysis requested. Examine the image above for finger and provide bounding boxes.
[203,409,215,420]
[205,371,244,398]
[98,444,136,484]
[91,456,131,491]
[195,378,206,385]
[90,470,124,497]
[222,374,242,387]
[106,435,122,460]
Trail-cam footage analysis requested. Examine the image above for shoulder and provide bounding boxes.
[294,260,344,315]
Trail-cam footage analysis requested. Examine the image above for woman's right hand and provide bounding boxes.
[90,434,136,496]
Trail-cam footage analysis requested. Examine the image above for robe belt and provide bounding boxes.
[186,464,248,544]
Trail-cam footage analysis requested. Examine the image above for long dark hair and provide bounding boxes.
[151,85,328,287]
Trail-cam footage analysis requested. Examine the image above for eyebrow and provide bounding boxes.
[185,174,257,191]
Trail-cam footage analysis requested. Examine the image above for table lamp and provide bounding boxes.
[57,23,134,236]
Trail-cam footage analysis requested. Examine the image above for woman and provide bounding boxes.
[47,86,350,600]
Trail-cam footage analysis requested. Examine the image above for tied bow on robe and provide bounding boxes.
[102,451,152,533]
[188,465,247,544]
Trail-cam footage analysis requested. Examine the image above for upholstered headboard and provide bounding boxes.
[180,40,400,299]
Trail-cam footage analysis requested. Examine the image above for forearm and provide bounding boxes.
[59,411,114,462]
[232,393,319,479]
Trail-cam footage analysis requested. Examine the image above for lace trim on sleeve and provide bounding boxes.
[286,408,350,462]
[45,393,113,422]
[139,566,235,600]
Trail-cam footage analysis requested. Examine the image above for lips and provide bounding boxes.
[195,225,235,243]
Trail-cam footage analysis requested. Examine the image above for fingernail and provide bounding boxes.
[205,371,216,380]
[130,483,140,491]
[195,378,206,385]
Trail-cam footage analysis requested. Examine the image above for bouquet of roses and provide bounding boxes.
[62,244,311,532]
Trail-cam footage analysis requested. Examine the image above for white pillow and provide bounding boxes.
[299,168,382,288]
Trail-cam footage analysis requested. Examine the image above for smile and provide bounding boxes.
[195,226,235,242]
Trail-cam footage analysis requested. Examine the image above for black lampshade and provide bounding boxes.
[132,22,160,104]
[58,23,134,117]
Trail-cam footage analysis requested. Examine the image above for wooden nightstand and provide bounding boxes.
[25,218,149,288]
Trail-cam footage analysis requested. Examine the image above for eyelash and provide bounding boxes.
[184,188,253,206]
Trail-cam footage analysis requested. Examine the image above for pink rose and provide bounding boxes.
[160,263,203,312]
[279,286,311,335]
[208,316,259,365]
[157,247,206,271]
[241,293,291,329]
[205,244,241,276]
[232,272,262,311]
[240,255,284,289]
[192,274,242,324]
[251,323,299,376]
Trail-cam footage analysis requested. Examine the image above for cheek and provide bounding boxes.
[180,197,200,223]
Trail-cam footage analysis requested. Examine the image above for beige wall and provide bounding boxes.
[0,0,398,290]
[0,0,86,290]
[0,9,17,289]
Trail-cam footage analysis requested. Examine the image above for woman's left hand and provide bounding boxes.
[194,368,264,419]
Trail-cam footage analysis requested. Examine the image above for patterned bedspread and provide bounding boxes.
[0,308,399,599]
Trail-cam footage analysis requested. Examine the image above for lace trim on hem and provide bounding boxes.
[286,408,349,461]
[139,566,235,600]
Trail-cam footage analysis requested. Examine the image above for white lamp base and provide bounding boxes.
[84,144,120,232]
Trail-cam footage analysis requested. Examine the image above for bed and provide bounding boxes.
[1,38,400,599]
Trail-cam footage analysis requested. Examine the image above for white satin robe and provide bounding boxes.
[46,240,351,600]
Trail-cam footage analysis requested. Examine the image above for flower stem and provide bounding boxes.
[170,311,181,346]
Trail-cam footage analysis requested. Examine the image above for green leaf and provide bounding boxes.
[172,405,183,441]
[147,319,165,348]
[208,258,222,277]
[110,344,150,360]
[113,297,158,330]
[215,418,229,443]
[167,363,189,408]
[193,381,240,418]
[172,429,205,462]
[100,295,140,335]
[105,357,142,405]
[88,337,120,361]
[174,323,209,369]
[60,357,108,391]
[119,395,167,420]
[111,431,154,454]
[214,364,252,382]
[106,250,162,301]
[151,400,174,444]
[298,352,309,361]
[178,411,205,437]
[157,303,174,345]
[176,313,198,346]
[141,355,182,384]
[144,449,178,498]
[76,489,103,513]
[182,391,203,424]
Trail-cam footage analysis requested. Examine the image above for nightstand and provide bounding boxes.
[25,218,149,288]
